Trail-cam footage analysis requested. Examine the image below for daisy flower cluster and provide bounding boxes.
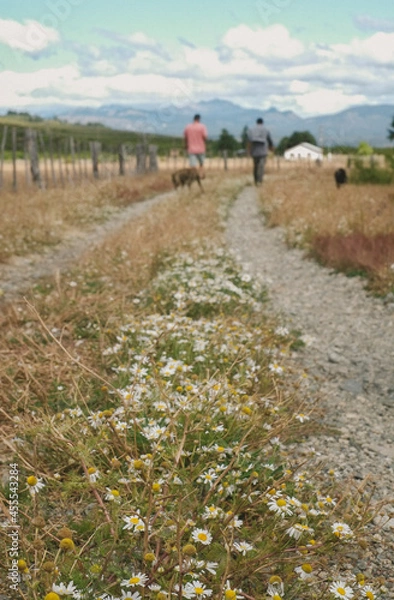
[4,249,383,600]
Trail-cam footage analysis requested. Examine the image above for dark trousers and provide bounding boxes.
[253,155,267,184]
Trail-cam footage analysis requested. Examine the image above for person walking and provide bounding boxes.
[247,118,274,185]
[184,114,208,178]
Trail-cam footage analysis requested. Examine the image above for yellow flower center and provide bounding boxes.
[269,576,282,585]
[17,559,27,571]
[27,476,38,486]
[198,533,208,541]
[87,467,96,474]
[273,595,282,600]
[241,406,252,415]
[276,498,287,507]
[302,563,313,573]
[129,577,141,585]
[133,460,143,469]
[144,552,156,562]
[216,446,225,453]
[337,588,346,596]
[45,594,61,600]
[225,590,237,600]
[152,482,161,492]
[366,592,374,600]
[111,489,120,496]
[59,537,75,551]
[195,588,204,595]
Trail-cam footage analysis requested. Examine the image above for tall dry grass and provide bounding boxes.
[260,165,394,292]
[0,173,174,261]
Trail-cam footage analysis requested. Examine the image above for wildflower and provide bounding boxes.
[286,523,314,540]
[203,505,221,520]
[191,528,213,545]
[45,594,61,600]
[360,585,377,600]
[87,467,100,483]
[123,513,145,531]
[120,592,142,600]
[269,362,284,375]
[294,563,314,580]
[52,581,81,597]
[121,572,149,588]
[183,581,213,599]
[26,475,45,495]
[105,488,121,503]
[331,521,354,539]
[267,580,284,600]
[233,541,254,555]
[329,581,354,599]
[223,580,243,600]
[268,496,294,517]
[295,413,310,423]
[198,469,218,485]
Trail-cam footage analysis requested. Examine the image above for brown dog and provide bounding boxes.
[172,168,204,192]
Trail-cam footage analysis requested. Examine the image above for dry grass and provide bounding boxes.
[0,173,246,417]
[0,172,174,261]
[259,165,394,293]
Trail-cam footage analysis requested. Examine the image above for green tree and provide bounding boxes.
[357,141,373,156]
[388,116,394,141]
[213,129,240,154]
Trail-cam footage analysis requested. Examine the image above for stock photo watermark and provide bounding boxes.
[6,463,20,593]
[255,0,293,25]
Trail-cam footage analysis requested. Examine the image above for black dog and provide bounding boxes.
[172,167,204,192]
[334,168,347,188]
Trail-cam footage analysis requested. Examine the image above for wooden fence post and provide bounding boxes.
[0,125,8,190]
[149,144,158,172]
[39,132,49,189]
[223,150,228,171]
[26,128,42,188]
[135,143,147,174]
[49,133,57,185]
[12,127,17,192]
[90,141,101,179]
[118,144,126,176]
[70,136,77,181]
[57,140,64,186]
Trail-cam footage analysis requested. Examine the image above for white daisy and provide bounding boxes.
[121,572,148,588]
[233,541,254,555]
[191,528,213,545]
[183,581,213,599]
[26,475,45,495]
[329,581,354,599]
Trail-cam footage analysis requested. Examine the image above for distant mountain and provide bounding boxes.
[56,99,394,147]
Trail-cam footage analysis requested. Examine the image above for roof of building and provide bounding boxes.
[284,142,323,153]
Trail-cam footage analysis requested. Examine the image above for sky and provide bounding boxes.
[0,0,394,117]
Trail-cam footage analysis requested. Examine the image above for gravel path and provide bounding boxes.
[226,185,394,587]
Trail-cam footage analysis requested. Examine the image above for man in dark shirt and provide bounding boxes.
[247,118,274,185]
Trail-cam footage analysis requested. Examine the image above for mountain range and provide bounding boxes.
[41,99,394,147]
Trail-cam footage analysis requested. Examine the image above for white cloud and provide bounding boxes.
[1,24,394,117]
[0,18,59,53]
[222,24,304,59]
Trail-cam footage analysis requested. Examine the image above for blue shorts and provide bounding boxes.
[188,153,205,167]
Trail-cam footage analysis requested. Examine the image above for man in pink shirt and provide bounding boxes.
[184,114,208,178]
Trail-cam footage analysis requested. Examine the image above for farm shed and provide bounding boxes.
[284,142,323,161]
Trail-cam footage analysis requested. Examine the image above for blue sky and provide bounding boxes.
[0,0,394,116]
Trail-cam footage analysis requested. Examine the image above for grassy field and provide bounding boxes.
[0,170,388,600]
[259,164,394,295]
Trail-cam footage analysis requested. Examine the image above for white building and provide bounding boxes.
[284,142,323,162]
